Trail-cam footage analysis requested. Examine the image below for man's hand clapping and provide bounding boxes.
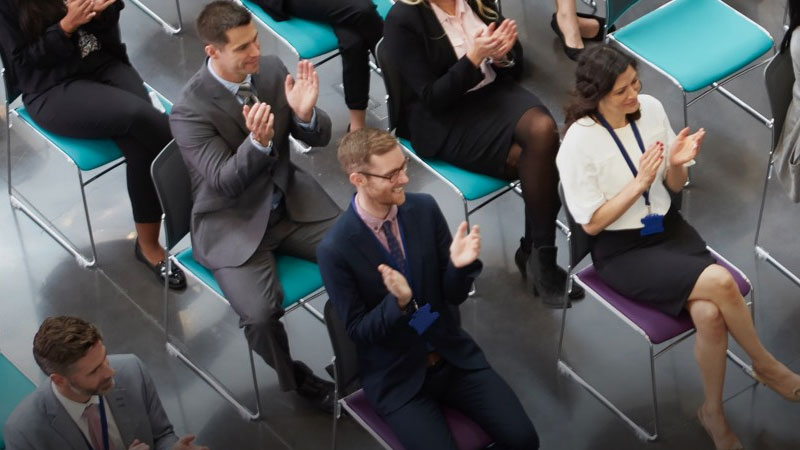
[285,60,318,123]
[242,102,275,147]
[449,222,481,268]
[172,435,209,450]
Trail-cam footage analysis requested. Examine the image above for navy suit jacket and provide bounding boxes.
[317,193,489,415]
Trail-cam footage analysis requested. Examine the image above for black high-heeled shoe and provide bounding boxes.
[550,13,583,61]
[135,239,186,290]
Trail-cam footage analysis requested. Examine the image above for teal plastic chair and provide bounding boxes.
[605,0,774,127]
[151,140,327,421]
[240,0,393,66]
[2,58,172,269]
[0,353,36,449]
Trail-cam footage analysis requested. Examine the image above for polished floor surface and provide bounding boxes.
[2,0,800,449]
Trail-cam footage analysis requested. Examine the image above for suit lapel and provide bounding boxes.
[198,61,250,138]
[106,386,135,446]
[42,384,92,450]
[344,205,390,272]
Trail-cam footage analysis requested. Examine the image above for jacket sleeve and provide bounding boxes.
[133,357,179,450]
[169,101,278,198]
[383,6,484,113]
[429,195,482,305]
[0,4,78,71]
[318,241,410,345]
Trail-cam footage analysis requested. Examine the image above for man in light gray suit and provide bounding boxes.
[3,316,206,450]
[168,1,340,412]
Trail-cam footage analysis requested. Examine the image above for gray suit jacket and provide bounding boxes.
[3,354,179,450]
[169,55,339,270]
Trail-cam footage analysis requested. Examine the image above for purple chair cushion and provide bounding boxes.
[575,249,750,345]
[342,389,494,450]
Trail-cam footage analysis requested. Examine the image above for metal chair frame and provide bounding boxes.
[3,65,170,268]
[604,0,775,130]
[152,140,325,421]
[555,194,756,441]
[129,0,183,35]
[754,50,800,288]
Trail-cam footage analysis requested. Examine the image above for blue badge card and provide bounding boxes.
[408,303,439,335]
[640,213,664,236]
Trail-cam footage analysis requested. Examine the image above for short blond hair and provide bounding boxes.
[337,128,399,174]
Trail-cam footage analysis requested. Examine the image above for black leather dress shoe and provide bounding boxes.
[134,240,187,290]
[295,362,335,414]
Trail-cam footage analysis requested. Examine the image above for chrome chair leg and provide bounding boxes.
[129,0,183,35]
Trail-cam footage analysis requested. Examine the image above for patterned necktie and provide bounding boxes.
[381,220,405,272]
[82,402,116,450]
[236,81,259,106]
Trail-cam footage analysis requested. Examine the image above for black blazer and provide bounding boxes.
[382,0,523,157]
[317,193,489,416]
[0,0,130,102]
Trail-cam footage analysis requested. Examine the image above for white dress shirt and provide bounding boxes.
[557,94,680,230]
[51,382,126,449]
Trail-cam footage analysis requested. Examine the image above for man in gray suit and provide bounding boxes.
[168,1,340,412]
[3,316,206,450]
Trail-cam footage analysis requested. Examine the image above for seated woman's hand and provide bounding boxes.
[489,19,517,63]
[634,141,664,192]
[92,0,117,13]
[669,127,705,168]
[60,0,97,35]
[466,23,503,67]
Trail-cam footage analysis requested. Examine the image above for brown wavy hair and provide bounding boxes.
[564,45,640,130]
[33,316,103,376]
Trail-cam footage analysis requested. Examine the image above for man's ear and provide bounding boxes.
[50,372,68,388]
[204,43,218,59]
[348,172,364,189]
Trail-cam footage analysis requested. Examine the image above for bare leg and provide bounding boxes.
[136,221,166,265]
[687,300,742,449]
[349,109,367,131]
[688,265,800,400]
[554,0,583,49]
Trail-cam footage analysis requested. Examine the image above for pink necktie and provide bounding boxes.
[81,402,116,450]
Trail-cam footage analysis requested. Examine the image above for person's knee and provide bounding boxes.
[690,301,725,335]
[703,265,740,300]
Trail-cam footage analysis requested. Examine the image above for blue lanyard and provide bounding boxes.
[595,112,651,206]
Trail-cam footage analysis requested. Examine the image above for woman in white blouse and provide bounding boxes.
[557,45,800,450]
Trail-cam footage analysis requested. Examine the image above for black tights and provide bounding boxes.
[504,107,561,251]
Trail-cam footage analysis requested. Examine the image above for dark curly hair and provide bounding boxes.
[564,45,640,130]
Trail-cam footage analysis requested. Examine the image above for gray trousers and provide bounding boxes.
[212,209,339,391]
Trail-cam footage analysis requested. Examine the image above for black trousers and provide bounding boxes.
[25,56,171,223]
[283,0,383,110]
[381,362,540,450]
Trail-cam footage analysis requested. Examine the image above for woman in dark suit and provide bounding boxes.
[382,0,581,306]
[0,0,184,288]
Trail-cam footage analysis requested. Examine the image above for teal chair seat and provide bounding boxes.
[241,0,339,59]
[398,138,509,202]
[0,354,36,449]
[13,90,173,171]
[613,0,773,92]
[175,248,324,309]
[241,0,393,60]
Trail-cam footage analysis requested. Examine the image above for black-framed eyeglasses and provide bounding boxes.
[359,157,410,183]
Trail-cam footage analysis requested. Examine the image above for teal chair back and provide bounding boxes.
[606,0,641,28]
[764,49,796,150]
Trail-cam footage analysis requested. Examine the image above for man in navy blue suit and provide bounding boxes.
[317,128,539,450]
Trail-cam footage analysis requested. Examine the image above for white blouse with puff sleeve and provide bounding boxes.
[556,94,677,231]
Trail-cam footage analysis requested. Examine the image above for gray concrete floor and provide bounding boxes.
[2,0,800,449]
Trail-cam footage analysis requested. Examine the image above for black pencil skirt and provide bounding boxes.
[591,208,715,317]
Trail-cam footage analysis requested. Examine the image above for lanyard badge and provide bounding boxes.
[596,113,664,236]
[408,301,439,335]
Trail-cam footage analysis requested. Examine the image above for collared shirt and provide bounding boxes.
[353,193,406,259]
[50,382,126,450]
[431,0,496,92]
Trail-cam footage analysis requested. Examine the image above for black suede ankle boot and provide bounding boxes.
[526,246,584,308]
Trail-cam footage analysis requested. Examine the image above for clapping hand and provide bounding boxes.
[449,222,481,268]
[60,0,96,34]
[284,60,318,123]
[634,141,664,192]
[172,435,209,450]
[669,127,705,167]
[242,102,274,147]
[128,439,150,450]
[489,19,517,62]
[378,264,413,310]
[92,0,116,13]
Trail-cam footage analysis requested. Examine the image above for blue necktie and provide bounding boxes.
[381,220,405,272]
